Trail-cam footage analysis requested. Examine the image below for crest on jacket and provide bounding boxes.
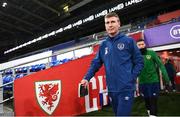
[146,55,151,60]
[117,43,125,50]
[35,80,61,115]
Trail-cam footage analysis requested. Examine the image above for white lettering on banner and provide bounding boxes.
[63,24,72,31]
[83,15,94,23]
[72,20,82,27]
[94,10,108,19]
[72,20,83,27]
[108,3,124,12]
[56,28,63,33]
[48,31,56,36]
[125,0,143,7]
[170,25,180,39]
[85,77,98,113]
[41,34,48,39]
[98,76,108,106]
[85,75,108,112]
[5,0,145,54]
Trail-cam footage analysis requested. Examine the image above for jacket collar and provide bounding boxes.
[107,32,124,42]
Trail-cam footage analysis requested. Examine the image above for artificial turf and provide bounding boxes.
[82,92,180,116]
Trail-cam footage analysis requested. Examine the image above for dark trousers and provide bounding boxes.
[165,77,176,91]
[108,91,134,116]
[170,77,176,90]
[144,97,158,116]
[139,83,160,116]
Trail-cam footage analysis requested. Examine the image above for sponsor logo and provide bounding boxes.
[35,80,61,115]
[170,25,180,39]
[117,43,125,50]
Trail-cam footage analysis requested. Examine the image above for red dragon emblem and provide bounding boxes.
[35,80,61,115]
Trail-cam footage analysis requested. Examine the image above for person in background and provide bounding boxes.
[136,39,170,117]
[165,58,176,92]
[80,12,144,116]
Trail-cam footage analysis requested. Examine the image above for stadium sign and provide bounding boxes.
[144,22,180,47]
[60,0,144,32]
[170,25,180,39]
[125,0,143,7]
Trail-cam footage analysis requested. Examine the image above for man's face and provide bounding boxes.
[137,41,146,49]
[105,16,120,37]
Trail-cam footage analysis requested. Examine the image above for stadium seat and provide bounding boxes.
[18,67,23,73]
[4,75,13,83]
[15,74,26,79]
[3,75,13,91]
[50,61,56,67]
[15,68,19,73]
[34,64,40,71]
[5,69,13,75]
[22,66,29,73]
[55,60,63,65]
[30,65,36,72]
[50,60,62,67]
[15,68,23,73]
[29,64,46,72]
[15,74,20,79]
[39,63,46,70]
[61,58,70,63]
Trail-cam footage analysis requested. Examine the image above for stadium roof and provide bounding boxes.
[0,0,179,63]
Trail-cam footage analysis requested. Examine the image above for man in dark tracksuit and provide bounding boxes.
[136,39,169,117]
[165,59,176,92]
[80,12,144,116]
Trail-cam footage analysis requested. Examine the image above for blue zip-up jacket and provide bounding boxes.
[84,33,144,92]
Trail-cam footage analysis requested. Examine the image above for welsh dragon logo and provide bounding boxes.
[35,80,61,115]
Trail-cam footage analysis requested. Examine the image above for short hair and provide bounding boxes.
[136,39,144,43]
[105,12,120,21]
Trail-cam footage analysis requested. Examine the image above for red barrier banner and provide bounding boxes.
[175,76,180,84]
[128,32,143,41]
[157,10,180,23]
[14,54,108,116]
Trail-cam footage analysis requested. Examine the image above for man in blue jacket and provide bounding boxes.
[80,12,144,116]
